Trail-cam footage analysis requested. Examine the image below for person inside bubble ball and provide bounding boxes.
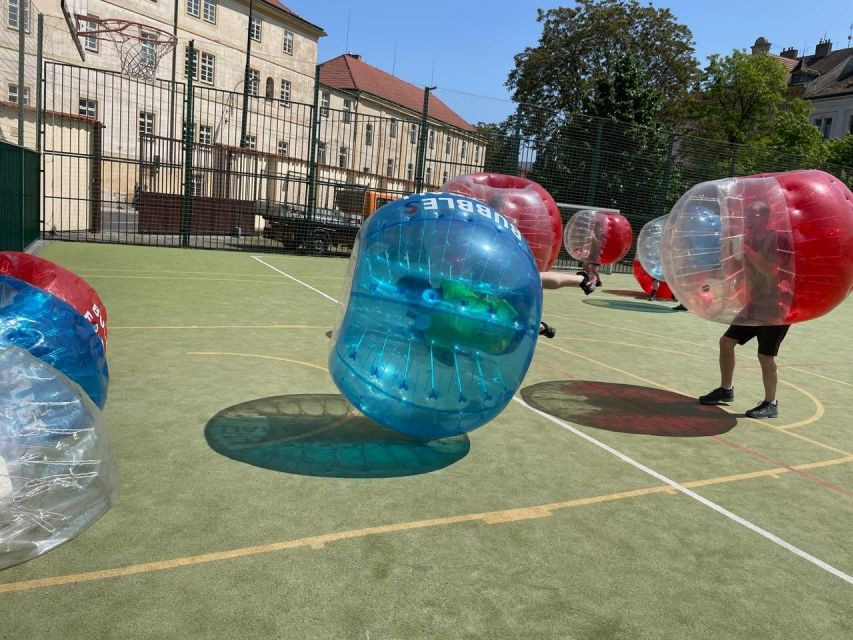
[699,200,793,419]
[537,270,598,338]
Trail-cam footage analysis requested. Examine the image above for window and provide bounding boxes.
[200,52,214,84]
[283,30,293,55]
[247,69,259,96]
[140,31,157,69]
[342,99,351,123]
[339,146,349,168]
[386,158,394,177]
[191,174,204,196]
[365,123,373,146]
[409,123,417,144]
[320,91,329,117]
[8,0,30,32]
[78,97,97,118]
[243,135,256,150]
[460,140,467,159]
[280,79,291,105]
[183,120,196,140]
[406,163,414,181]
[80,15,98,52]
[390,118,398,138]
[185,46,197,79]
[317,141,326,164]
[187,0,200,18]
[139,111,155,137]
[425,167,432,184]
[442,170,449,183]
[250,16,261,42]
[265,77,274,99]
[8,84,29,105]
[445,135,452,155]
[277,140,289,156]
[202,0,216,23]
[199,125,212,145]
[474,145,480,163]
[428,130,435,150]
[814,117,833,140]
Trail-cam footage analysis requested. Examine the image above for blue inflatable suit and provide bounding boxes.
[329,192,543,439]
[0,275,109,408]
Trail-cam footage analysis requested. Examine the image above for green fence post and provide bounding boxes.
[35,14,43,154]
[180,42,196,248]
[657,131,676,214]
[728,143,739,177]
[306,64,321,255]
[586,119,604,205]
[414,86,433,193]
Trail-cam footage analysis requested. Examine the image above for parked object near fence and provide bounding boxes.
[0,276,109,408]
[329,193,542,439]
[662,170,853,325]
[633,258,674,300]
[0,347,118,571]
[442,173,563,271]
[0,253,109,350]
[564,209,633,265]
[636,215,669,282]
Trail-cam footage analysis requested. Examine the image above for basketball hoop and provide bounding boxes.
[75,16,177,81]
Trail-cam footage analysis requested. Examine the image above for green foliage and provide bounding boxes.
[476,120,521,175]
[695,50,790,144]
[507,0,699,137]
[582,51,662,125]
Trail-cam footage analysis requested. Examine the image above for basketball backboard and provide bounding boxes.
[60,0,88,61]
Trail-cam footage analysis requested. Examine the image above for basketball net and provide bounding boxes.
[75,16,177,82]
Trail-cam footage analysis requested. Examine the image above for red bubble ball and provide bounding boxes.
[442,173,563,271]
[0,252,109,349]
[632,259,675,300]
[564,210,633,265]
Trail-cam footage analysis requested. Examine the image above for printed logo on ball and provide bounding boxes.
[420,193,523,241]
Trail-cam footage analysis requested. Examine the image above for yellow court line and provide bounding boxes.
[111,324,328,331]
[539,340,847,456]
[2,455,850,595]
[186,352,329,373]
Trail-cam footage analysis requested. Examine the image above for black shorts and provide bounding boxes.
[723,324,790,357]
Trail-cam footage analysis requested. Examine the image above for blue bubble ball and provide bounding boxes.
[329,192,543,439]
[0,275,109,408]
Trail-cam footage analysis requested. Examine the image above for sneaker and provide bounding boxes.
[699,386,734,405]
[673,304,688,311]
[539,322,556,339]
[595,279,603,288]
[746,400,778,419]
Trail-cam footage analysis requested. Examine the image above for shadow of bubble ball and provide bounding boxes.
[204,394,470,478]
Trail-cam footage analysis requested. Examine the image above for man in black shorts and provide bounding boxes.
[699,198,792,419]
[699,324,789,418]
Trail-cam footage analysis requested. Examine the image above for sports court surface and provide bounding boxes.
[2,242,851,639]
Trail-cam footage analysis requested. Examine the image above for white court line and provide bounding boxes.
[514,396,853,585]
[254,254,853,585]
[251,255,340,305]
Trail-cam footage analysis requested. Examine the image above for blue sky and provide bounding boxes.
[284,0,853,124]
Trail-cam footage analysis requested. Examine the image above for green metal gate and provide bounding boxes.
[0,140,40,252]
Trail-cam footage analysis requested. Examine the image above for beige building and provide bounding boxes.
[318,53,484,198]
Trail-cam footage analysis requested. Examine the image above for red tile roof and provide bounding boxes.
[257,0,325,35]
[319,54,473,131]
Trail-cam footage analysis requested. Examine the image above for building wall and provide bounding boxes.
[808,94,853,140]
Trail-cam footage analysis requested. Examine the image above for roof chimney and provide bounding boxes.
[814,38,832,58]
[751,36,772,54]
[780,47,799,59]
[349,53,361,60]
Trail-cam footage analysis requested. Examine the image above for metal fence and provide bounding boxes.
[39,55,853,264]
[0,140,40,252]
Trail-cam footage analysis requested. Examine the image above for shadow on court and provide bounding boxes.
[583,298,678,313]
[204,394,470,478]
[603,288,676,302]
[521,380,737,437]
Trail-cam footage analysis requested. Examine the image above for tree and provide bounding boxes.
[475,120,521,175]
[694,50,790,144]
[507,0,699,137]
[582,50,662,125]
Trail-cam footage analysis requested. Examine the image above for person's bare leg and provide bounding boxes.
[540,272,583,290]
[719,336,737,389]
[757,354,778,402]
